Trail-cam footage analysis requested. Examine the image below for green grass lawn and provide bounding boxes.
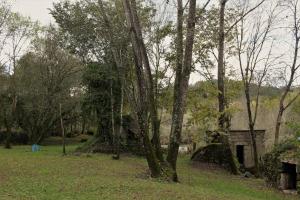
[0,145,298,200]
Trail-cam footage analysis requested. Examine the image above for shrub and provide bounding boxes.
[80,138,88,143]
[86,130,94,136]
[0,131,29,145]
[261,140,298,187]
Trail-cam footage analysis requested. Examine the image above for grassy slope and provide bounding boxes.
[0,146,298,200]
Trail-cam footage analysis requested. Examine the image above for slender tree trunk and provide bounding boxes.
[274,37,299,145]
[60,103,66,155]
[4,118,11,149]
[244,86,259,175]
[249,124,259,175]
[274,103,284,145]
[166,0,183,172]
[167,0,197,181]
[216,0,239,175]
[217,0,227,129]
[115,85,123,159]
[122,0,162,177]
[81,118,86,135]
[128,0,164,162]
[110,80,115,150]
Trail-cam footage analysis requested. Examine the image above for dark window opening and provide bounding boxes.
[236,145,244,165]
[281,163,297,190]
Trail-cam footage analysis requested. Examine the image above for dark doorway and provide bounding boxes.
[236,145,244,165]
[281,163,297,190]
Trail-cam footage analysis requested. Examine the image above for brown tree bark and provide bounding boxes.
[60,103,66,155]
[244,85,259,175]
[4,117,11,149]
[114,85,123,160]
[217,0,227,129]
[122,0,161,177]
[167,0,197,181]
[128,0,164,162]
[274,36,300,145]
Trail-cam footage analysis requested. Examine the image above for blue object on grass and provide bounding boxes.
[32,144,40,152]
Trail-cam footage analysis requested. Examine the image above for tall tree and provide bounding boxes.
[235,5,277,174]
[16,28,82,144]
[0,9,37,148]
[274,0,300,145]
[217,0,228,129]
[166,0,198,181]
[51,0,127,150]
[217,0,267,129]
[122,0,162,177]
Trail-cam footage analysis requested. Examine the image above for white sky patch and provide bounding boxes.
[10,0,67,25]
[6,0,299,86]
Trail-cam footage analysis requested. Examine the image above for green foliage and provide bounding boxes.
[262,140,299,187]
[0,130,28,145]
[51,0,130,62]
[193,6,237,79]
[82,62,120,144]
[186,80,243,143]
[15,29,82,143]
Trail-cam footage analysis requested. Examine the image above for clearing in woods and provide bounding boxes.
[0,145,298,200]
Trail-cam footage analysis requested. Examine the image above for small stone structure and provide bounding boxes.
[279,158,299,194]
[192,130,265,173]
[228,130,265,169]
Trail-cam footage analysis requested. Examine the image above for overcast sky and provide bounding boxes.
[8,0,297,85]
[11,0,64,25]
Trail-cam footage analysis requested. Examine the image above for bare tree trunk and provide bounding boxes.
[122,0,161,177]
[81,118,86,135]
[217,0,227,129]
[167,0,197,181]
[110,80,115,150]
[60,103,66,155]
[4,118,11,149]
[274,105,284,145]
[274,22,300,145]
[114,85,123,160]
[166,0,183,174]
[128,0,164,162]
[245,87,259,175]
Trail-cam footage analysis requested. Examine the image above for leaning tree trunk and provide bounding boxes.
[128,0,164,162]
[122,0,162,178]
[274,105,284,146]
[167,0,197,182]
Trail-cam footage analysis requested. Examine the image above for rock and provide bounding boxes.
[243,171,253,178]
[191,143,238,173]
[282,190,298,195]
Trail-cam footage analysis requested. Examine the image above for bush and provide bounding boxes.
[66,132,73,138]
[261,140,298,187]
[86,130,94,136]
[80,138,88,143]
[0,131,29,145]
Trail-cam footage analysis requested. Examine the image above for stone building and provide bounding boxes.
[228,130,266,169]
[279,154,299,194]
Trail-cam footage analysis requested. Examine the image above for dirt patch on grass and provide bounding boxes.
[0,174,9,185]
